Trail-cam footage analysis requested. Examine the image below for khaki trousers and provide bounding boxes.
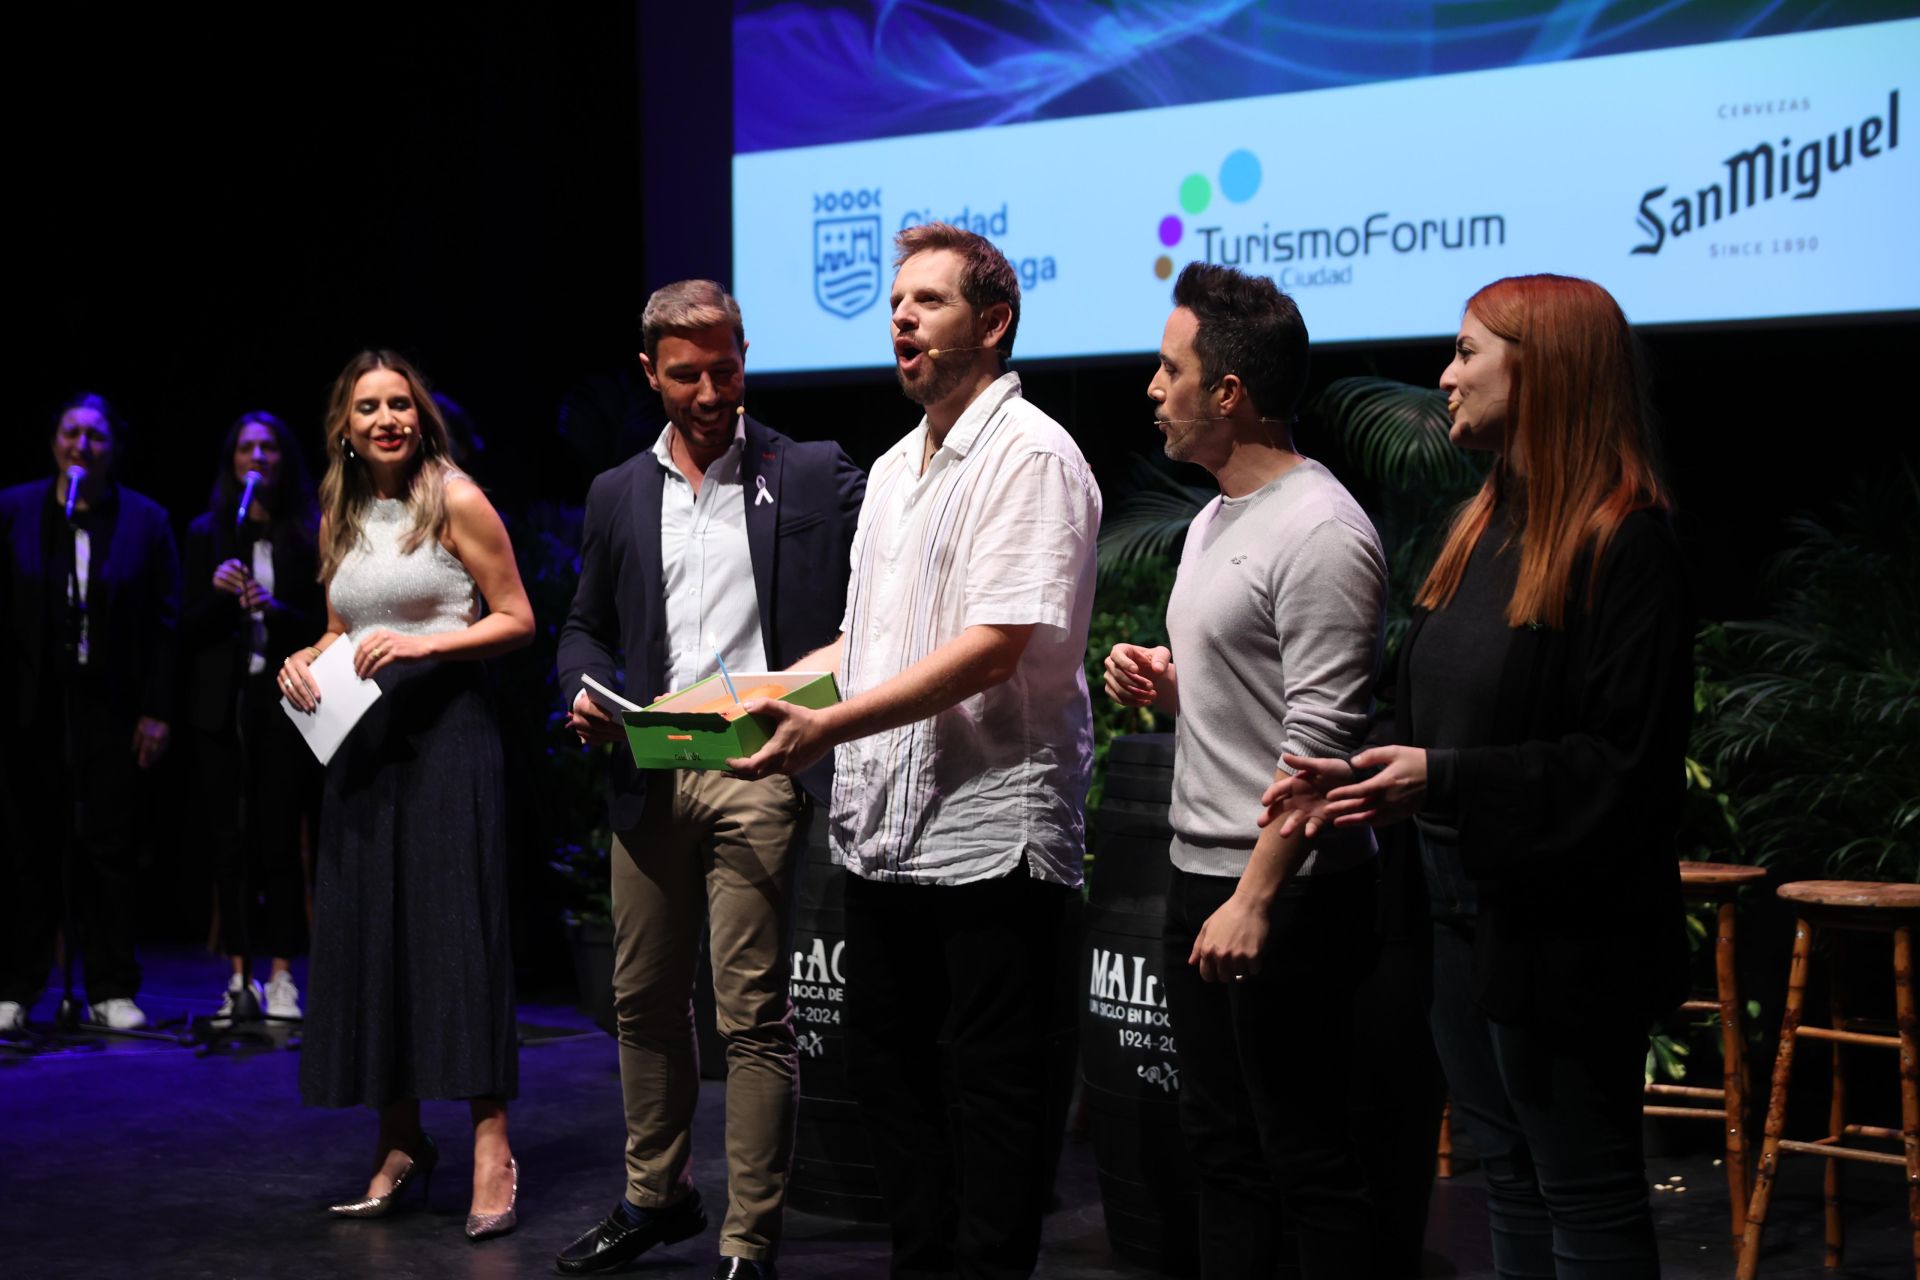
[611,769,804,1261]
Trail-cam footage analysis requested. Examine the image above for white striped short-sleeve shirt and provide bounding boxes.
[831,372,1101,887]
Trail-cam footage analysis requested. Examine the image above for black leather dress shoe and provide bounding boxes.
[553,1190,708,1274]
[712,1259,775,1280]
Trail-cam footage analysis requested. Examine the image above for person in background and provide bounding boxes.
[282,351,533,1241]
[1105,261,1387,1278]
[730,223,1101,1280]
[1266,274,1690,1279]
[0,393,181,1034]
[554,280,863,1280]
[179,410,323,1021]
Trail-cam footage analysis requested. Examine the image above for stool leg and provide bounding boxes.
[1716,898,1751,1252]
[1825,937,1847,1270]
[1739,915,1814,1280]
[1893,923,1918,1274]
[1436,1099,1453,1180]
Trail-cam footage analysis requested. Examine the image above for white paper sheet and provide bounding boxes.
[281,639,383,765]
[581,673,644,713]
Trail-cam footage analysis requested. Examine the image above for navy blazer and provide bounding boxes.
[0,477,182,731]
[556,416,865,829]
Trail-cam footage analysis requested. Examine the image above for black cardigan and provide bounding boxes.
[177,511,324,734]
[1387,507,1693,1032]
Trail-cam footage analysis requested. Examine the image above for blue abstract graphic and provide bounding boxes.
[735,0,1911,153]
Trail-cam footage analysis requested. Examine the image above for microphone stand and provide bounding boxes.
[189,515,300,1056]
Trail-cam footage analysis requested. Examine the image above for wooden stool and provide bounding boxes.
[1736,879,1920,1279]
[1643,860,1769,1251]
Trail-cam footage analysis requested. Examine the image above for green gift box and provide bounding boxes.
[617,671,840,770]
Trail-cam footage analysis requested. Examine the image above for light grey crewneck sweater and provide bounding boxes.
[1165,457,1387,879]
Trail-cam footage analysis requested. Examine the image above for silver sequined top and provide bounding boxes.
[329,497,479,642]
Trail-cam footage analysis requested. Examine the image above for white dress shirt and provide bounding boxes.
[246,539,275,674]
[69,527,91,665]
[832,372,1101,887]
[654,420,768,691]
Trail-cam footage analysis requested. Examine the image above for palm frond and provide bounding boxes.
[1097,455,1211,576]
[1694,464,1920,882]
[1307,376,1480,490]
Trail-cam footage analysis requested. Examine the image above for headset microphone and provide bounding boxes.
[926,345,988,359]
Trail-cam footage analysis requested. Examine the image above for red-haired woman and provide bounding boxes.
[1266,275,1690,1277]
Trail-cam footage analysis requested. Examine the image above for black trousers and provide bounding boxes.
[1161,863,1377,1280]
[0,681,144,1005]
[191,670,316,961]
[1430,916,1657,1279]
[842,865,1072,1280]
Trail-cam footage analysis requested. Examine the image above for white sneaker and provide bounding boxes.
[0,1000,24,1034]
[215,974,265,1020]
[88,998,149,1030]
[263,971,302,1020]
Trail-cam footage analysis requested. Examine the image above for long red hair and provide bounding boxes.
[1415,275,1669,628]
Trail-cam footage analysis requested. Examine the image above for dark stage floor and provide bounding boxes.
[1,947,1908,1279]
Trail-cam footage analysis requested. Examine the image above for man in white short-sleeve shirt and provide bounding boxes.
[730,223,1100,1278]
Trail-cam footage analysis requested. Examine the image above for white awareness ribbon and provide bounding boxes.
[754,474,774,506]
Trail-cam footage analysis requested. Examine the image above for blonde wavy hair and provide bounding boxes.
[316,350,458,583]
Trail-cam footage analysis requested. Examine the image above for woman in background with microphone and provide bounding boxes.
[0,393,181,1035]
[179,411,323,1021]
[280,351,533,1240]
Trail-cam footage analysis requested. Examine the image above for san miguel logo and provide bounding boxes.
[1632,90,1900,255]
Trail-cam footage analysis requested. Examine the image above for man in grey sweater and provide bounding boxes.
[1103,261,1387,1279]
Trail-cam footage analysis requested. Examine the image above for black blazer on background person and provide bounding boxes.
[557,415,865,830]
[0,478,181,732]
[1381,509,1693,1034]
[178,513,324,734]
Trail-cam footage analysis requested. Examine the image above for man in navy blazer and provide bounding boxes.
[554,280,863,1280]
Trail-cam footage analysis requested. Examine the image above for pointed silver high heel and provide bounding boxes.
[465,1157,519,1241]
[329,1133,437,1218]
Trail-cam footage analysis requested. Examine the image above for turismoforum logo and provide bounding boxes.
[1156,147,1507,287]
[1152,148,1264,280]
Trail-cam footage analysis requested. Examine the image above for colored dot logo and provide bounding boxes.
[1154,148,1262,280]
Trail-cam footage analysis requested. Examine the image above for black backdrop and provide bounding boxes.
[12,4,1918,969]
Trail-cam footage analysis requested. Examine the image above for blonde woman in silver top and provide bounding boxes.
[281,350,534,1241]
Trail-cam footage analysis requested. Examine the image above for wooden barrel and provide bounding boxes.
[787,810,1086,1224]
[787,808,884,1221]
[1080,733,1199,1274]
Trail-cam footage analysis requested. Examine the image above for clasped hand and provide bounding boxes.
[1257,745,1429,838]
[212,559,277,611]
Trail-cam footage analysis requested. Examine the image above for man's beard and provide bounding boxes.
[896,348,975,409]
